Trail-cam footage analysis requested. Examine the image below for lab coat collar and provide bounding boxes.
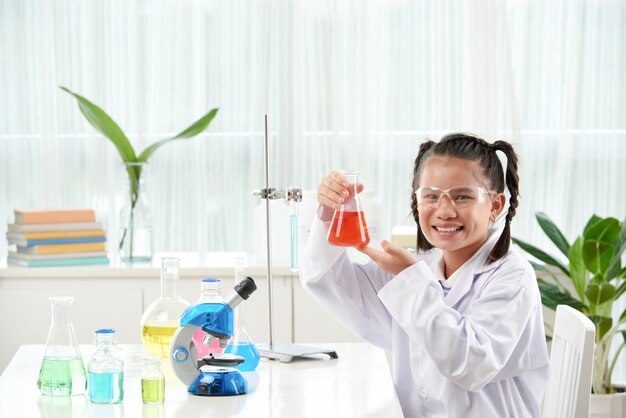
[437,225,506,307]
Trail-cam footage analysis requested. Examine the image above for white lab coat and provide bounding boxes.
[300,214,549,418]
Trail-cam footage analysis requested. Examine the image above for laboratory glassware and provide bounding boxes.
[224,256,260,371]
[192,278,224,358]
[87,329,124,404]
[38,296,87,396]
[141,356,165,404]
[140,257,190,357]
[327,170,370,247]
[253,115,337,362]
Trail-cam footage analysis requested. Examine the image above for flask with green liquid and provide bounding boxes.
[38,297,87,396]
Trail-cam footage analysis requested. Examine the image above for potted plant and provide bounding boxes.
[513,212,626,417]
[61,86,218,261]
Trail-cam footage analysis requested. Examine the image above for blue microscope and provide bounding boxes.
[169,277,257,396]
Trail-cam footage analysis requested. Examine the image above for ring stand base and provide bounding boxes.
[257,343,338,363]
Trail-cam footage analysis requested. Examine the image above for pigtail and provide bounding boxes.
[487,140,520,263]
[412,140,436,251]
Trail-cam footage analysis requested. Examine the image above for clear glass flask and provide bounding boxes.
[141,356,165,405]
[192,278,224,359]
[327,170,370,247]
[224,257,260,371]
[88,329,124,404]
[140,257,190,357]
[38,297,87,396]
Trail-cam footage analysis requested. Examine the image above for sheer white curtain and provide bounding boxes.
[1,0,625,374]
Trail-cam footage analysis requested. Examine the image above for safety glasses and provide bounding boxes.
[415,186,497,208]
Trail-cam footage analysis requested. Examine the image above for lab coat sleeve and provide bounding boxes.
[378,259,536,392]
[299,213,394,350]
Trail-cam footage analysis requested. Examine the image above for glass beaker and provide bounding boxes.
[192,278,224,359]
[327,170,370,247]
[38,297,87,396]
[224,256,260,371]
[140,257,190,357]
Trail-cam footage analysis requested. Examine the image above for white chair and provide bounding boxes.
[542,304,596,418]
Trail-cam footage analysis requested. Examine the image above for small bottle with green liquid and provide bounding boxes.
[38,297,87,397]
[87,329,124,403]
[141,356,165,404]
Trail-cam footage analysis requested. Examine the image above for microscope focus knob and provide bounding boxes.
[173,347,189,362]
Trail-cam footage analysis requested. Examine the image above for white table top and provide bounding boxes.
[0,343,403,418]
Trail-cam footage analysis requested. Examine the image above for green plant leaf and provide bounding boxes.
[137,108,219,162]
[585,282,616,306]
[512,238,570,277]
[589,315,613,342]
[536,212,570,257]
[582,239,614,275]
[584,215,604,235]
[584,217,621,243]
[606,216,626,280]
[619,308,626,325]
[568,237,587,301]
[615,279,626,299]
[60,86,137,163]
[537,279,587,312]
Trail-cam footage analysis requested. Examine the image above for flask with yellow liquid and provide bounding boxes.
[140,257,190,357]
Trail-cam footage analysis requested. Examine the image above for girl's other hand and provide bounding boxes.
[358,240,417,275]
[317,171,364,221]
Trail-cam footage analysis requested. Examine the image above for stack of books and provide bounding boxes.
[6,209,109,267]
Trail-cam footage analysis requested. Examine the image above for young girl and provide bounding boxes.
[300,133,549,417]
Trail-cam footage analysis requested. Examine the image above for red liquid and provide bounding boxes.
[327,211,370,247]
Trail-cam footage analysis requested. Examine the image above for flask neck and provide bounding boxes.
[199,278,222,302]
[95,332,115,346]
[199,289,222,303]
[341,171,360,199]
[160,258,180,298]
[50,297,73,325]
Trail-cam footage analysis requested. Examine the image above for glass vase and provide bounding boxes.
[119,161,152,262]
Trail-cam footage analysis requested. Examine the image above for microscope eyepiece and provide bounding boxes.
[234,277,257,300]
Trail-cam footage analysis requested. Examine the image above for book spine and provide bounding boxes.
[15,209,96,224]
[8,256,110,267]
[10,230,106,240]
[21,237,107,246]
[19,242,106,254]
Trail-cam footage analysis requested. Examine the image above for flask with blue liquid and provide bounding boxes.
[87,329,124,404]
[224,256,260,371]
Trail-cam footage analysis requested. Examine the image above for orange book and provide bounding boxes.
[7,230,105,241]
[14,209,96,224]
[16,242,106,255]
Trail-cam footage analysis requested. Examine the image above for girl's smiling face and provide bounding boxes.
[417,156,505,271]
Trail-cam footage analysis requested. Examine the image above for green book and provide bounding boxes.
[7,256,110,267]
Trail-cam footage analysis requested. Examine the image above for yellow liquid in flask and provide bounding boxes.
[142,322,179,358]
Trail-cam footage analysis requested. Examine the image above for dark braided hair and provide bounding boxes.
[410,133,520,264]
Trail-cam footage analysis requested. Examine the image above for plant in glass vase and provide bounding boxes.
[61,86,218,262]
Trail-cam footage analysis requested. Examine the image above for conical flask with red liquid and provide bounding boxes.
[327,170,370,247]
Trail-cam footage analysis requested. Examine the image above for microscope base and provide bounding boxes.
[188,368,248,396]
[257,343,338,363]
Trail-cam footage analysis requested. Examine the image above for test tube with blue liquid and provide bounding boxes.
[290,199,299,272]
